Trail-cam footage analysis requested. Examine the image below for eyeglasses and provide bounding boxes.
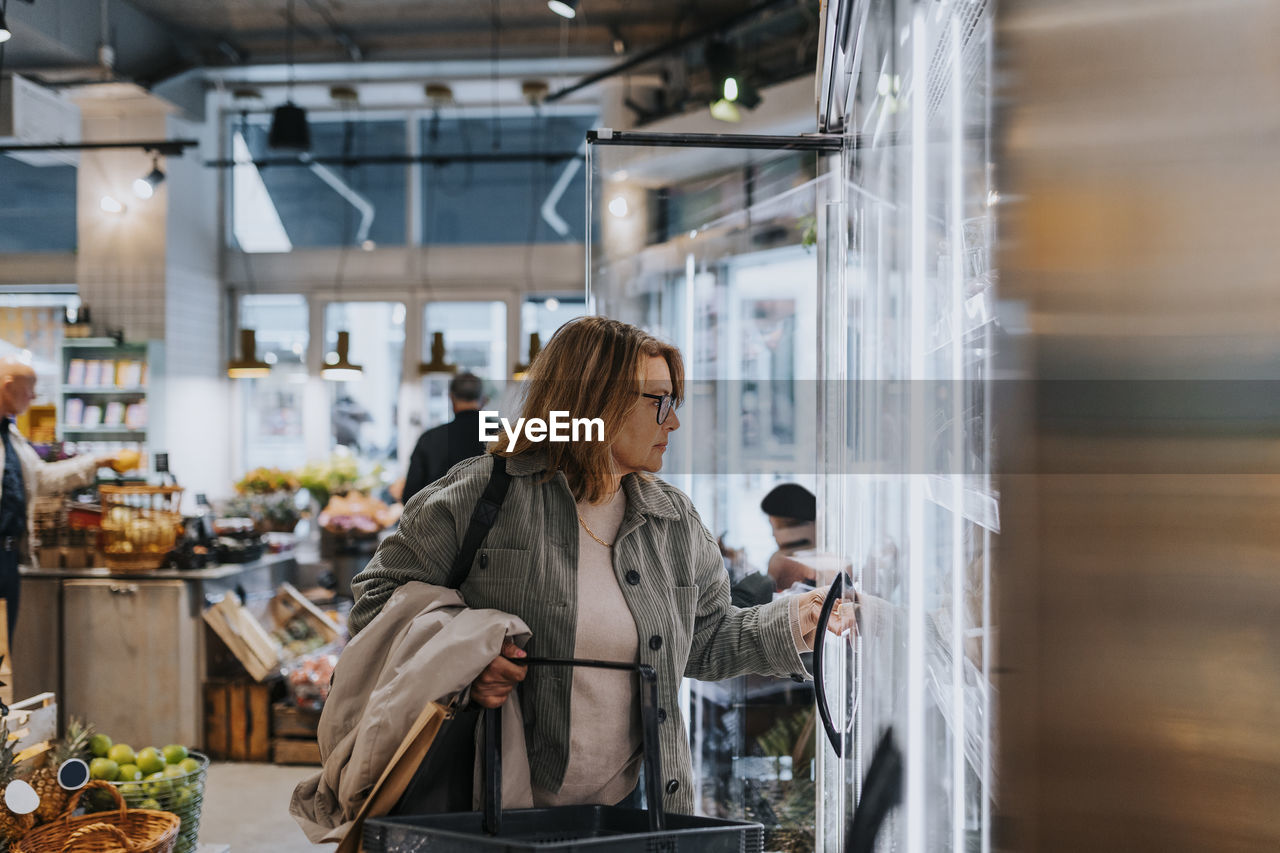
[639,392,676,425]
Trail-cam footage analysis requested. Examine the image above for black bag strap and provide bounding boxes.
[444,455,511,589]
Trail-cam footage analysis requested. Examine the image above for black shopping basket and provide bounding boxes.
[362,657,764,852]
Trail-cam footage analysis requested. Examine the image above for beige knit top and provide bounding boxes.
[530,487,642,806]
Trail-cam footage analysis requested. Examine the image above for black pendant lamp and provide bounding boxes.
[269,0,310,153]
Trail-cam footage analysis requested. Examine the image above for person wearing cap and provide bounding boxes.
[0,357,124,642]
[730,483,820,607]
[403,372,489,503]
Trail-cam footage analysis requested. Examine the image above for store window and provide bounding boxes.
[422,301,507,379]
[239,294,309,473]
[230,117,408,251]
[0,156,77,252]
[520,295,588,350]
[419,113,596,245]
[324,302,405,474]
[420,301,506,431]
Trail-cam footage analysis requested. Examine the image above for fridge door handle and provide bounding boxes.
[813,572,846,757]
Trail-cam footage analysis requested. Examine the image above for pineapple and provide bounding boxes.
[31,718,93,824]
[0,723,35,843]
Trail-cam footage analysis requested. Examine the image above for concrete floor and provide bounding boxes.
[199,762,337,853]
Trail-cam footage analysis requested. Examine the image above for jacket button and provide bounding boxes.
[479,553,489,569]
[649,635,663,651]
[625,570,641,585]
[665,779,680,795]
[657,708,667,723]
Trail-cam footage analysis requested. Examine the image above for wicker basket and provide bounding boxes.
[12,780,179,853]
[99,484,184,573]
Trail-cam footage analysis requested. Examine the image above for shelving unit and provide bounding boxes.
[59,338,158,470]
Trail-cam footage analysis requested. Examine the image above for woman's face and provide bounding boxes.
[611,355,680,477]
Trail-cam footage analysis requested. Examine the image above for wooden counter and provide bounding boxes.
[13,552,302,750]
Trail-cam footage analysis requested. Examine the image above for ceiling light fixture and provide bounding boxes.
[227,329,272,379]
[512,333,543,380]
[269,0,311,152]
[132,154,166,200]
[522,80,550,106]
[419,331,457,375]
[548,0,578,20]
[0,9,12,44]
[321,331,363,381]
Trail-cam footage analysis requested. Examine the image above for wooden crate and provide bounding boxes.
[203,679,272,762]
[271,701,322,765]
[272,702,322,739]
[202,583,340,682]
[271,737,321,765]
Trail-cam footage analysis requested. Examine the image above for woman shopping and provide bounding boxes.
[346,316,848,816]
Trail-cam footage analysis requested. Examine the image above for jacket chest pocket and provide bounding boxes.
[469,547,532,581]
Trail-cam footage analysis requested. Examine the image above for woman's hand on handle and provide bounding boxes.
[470,639,528,709]
[798,587,857,650]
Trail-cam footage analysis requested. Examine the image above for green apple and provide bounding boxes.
[135,746,165,775]
[162,764,186,780]
[117,763,143,782]
[138,798,161,811]
[89,757,119,781]
[89,734,113,757]
[119,782,144,803]
[106,743,135,767]
[162,744,189,765]
[178,757,200,775]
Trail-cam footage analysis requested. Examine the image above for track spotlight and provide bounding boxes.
[133,155,165,200]
[0,9,12,44]
[548,0,578,20]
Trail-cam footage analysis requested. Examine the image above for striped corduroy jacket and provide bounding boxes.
[348,451,809,815]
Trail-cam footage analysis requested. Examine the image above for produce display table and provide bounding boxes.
[14,553,303,750]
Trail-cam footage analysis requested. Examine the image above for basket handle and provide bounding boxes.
[62,822,137,853]
[61,779,127,822]
[485,658,665,836]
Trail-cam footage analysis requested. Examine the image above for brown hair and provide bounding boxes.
[494,316,684,503]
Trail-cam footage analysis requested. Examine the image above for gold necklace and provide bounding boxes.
[577,514,613,548]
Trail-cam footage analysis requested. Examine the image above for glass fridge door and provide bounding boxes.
[587,130,847,852]
[833,0,997,851]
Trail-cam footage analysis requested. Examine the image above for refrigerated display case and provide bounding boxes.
[585,0,997,846]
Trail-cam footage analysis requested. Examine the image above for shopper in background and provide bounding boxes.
[402,372,488,503]
[348,317,850,815]
[731,483,819,607]
[0,357,125,642]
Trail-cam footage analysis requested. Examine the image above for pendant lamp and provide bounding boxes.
[419,331,457,375]
[322,331,363,381]
[227,328,272,379]
[512,332,542,380]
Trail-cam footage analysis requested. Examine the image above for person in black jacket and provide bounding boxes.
[403,372,487,503]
